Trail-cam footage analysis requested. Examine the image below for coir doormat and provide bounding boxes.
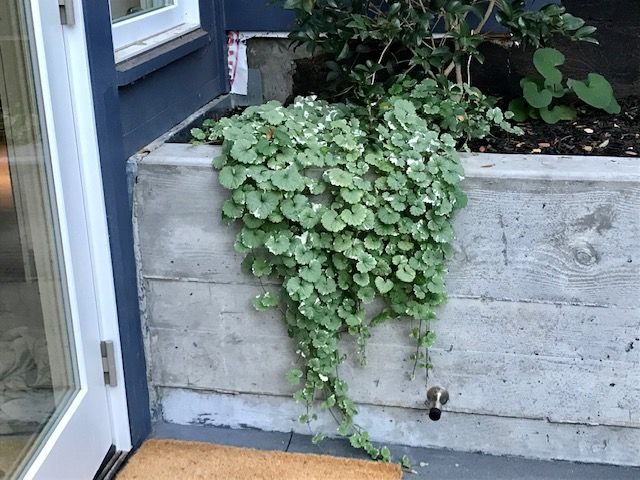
[117,438,402,480]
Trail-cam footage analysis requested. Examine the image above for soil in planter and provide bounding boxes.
[468,96,640,157]
[169,106,247,144]
[291,57,639,158]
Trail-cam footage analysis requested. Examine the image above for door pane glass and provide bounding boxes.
[0,1,79,478]
[110,0,175,23]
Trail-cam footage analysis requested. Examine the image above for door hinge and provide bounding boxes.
[100,341,118,387]
[58,0,75,26]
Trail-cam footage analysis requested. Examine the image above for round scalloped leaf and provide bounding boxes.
[340,188,364,204]
[340,204,369,227]
[533,48,565,85]
[230,138,259,164]
[271,165,305,192]
[321,209,346,232]
[357,286,375,304]
[374,276,394,294]
[395,264,416,283]
[326,168,354,187]
[253,291,279,311]
[353,272,370,287]
[212,154,226,169]
[280,194,309,221]
[300,259,322,283]
[245,191,280,219]
[521,79,552,109]
[356,253,377,273]
[377,207,401,225]
[222,199,244,219]
[315,276,337,295]
[285,277,313,300]
[240,227,266,249]
[539,105,576,124]
[251,257,273,277]
[265,232,291,255]
[218,165,247,189]
[567,74,616,110]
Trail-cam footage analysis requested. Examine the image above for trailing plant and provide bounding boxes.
[192,78,518,460]
[284,0,596,102]
[509,47,620,123]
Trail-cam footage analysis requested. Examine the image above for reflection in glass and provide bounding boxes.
[0,1,79,478]
[110,0,175,23]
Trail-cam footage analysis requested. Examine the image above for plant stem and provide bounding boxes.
[371,38,394,85]
[411,318,424,380]
[444,0,496,81]
[474,0,497,34]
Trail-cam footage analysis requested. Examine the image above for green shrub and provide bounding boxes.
[284,0,596,103]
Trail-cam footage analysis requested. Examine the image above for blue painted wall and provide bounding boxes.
[119,2,227,155]
[224,0,294,31]
[81,0,227,447]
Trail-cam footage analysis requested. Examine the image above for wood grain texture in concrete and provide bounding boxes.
[133,144,640,464]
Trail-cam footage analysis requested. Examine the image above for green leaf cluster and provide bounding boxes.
[195,81,517,460]
[283,0,596,103]
[509,48,620,124]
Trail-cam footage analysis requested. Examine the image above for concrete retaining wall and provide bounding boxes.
[132,143,640,465]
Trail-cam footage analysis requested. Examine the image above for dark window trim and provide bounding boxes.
[116,28,211,86]
[223,0,294,31]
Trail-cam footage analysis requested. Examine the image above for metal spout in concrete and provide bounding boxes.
[426,386,449,421]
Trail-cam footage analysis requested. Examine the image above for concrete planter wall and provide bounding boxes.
[132,143,640,465]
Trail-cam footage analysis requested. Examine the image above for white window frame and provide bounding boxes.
[111,0,200,62]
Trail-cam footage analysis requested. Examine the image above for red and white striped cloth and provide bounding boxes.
[227,31,248,95]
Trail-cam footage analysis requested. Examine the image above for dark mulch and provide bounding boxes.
[290,56,333,103]
[469,96,640,157]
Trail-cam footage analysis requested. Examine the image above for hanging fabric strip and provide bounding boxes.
[227,31,248,95]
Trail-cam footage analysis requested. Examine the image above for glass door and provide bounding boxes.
[0,1,121,478]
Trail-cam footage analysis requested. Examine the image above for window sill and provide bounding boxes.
[115,26,210,86]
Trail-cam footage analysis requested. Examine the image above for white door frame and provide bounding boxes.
[53,0,133,453]
[17,0,132,477]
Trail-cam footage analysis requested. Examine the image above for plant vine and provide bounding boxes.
[193,77,519,460]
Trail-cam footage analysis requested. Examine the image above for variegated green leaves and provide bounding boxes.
[201,87,470,461]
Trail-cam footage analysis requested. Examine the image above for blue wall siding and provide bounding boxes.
[224,0,294,31]
[81,0,226,447]
[81,0,151,448]
[119,1,227,156]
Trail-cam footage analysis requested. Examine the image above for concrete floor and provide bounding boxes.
[152,422,640,479]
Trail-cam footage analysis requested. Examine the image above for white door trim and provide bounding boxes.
[18,0,132,476]
[58,0,133,453]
